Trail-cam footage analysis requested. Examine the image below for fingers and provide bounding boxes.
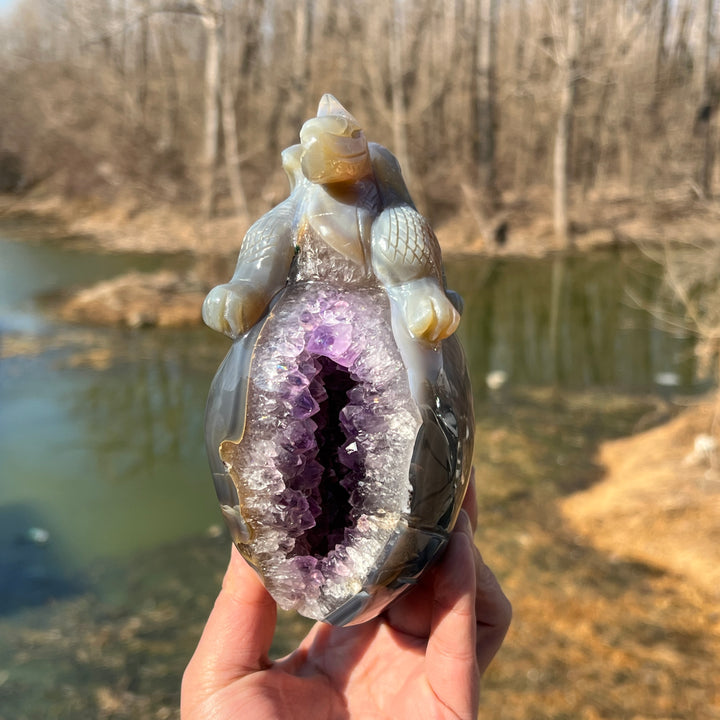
[382,568,436,639]
[384,466,477,639]
[424,509,512,717]
[459,467,511,671]
[182,546,277,702]
[473,546,512,675]
[425,510,480,717]
[458,468,511,672]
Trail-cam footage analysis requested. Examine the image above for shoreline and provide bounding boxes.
[2,187,718,330]
[2,185,719,260]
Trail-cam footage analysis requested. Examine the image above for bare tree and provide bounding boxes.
[472,0,499,202]
[388,0,412,188]
[697,0,717,198]
[218,2,256,220]
[653,0,669,102]
[194,0,221,219]
[553,0,583,248]
[0,0,717,225]
[289,0,313,133]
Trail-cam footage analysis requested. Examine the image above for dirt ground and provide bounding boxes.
[470,390,720,719]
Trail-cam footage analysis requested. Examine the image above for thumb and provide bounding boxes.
[425,510,480,718]
[183,545,277,699]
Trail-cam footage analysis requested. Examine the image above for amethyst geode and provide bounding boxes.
[203,95,473,625]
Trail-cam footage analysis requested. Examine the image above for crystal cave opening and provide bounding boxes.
[278,354,364,561]
[210,283,425,620]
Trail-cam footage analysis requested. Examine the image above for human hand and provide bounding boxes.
[181,476,511,720]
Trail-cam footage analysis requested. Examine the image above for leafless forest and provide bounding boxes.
[0,0,718,242]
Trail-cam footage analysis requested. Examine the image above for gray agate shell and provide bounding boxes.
[203,95,473,626]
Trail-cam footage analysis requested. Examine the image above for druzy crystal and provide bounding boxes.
[216,284,420,617]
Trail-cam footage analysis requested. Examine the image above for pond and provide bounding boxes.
[0,226,712,717]
[447,252,698,393]
[0,236,221,595]
[0,232,704,595]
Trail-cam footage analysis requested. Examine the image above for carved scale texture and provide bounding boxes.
[236,197,297,269]
[372,205,442,283]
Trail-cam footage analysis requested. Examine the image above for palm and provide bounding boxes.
[182,491,511,720]
[206,590,471,720]
[216,625,428,719]
[303,622,444,718]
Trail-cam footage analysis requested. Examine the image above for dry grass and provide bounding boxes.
[562,402,720,598]
[473,390,720,719]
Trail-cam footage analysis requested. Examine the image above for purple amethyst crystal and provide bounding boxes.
[214,286,419,601]
[206,279,472,624]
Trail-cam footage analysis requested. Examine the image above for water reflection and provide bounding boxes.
[446,250,699,397]
[0,503,85,614]
[56,330,227,570]
[71,334,208,480]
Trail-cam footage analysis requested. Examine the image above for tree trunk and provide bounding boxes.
[653,0,668,90]
[219,4,250,220]
[136,13,149,122]
[155,23,180,153]
[221,70,249,219]
[389,0,415,197]
[199,0,221,219]
[472,0,498,203]
[553,0,582,248]
[650,0,668,130]
[288,0,313,134]
[698,0,716,197]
